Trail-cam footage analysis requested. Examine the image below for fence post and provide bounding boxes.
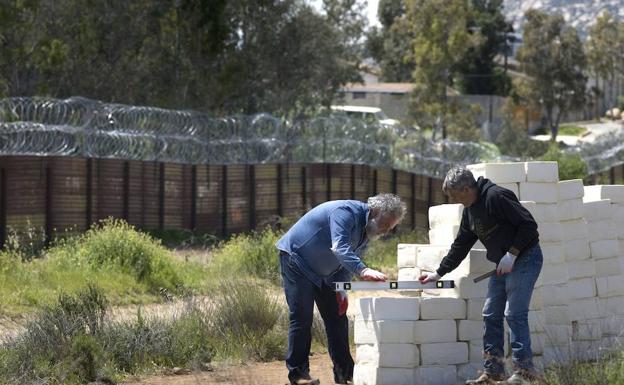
[221,165,228,237]
[191,165,197,230]
[277,164,284,218]
[610,167,615,184]
[159,163,165,230]
[373,169,378,195]
[351,165,356,200]
[301,166,307,211]
[249,164,256,230]
[392,169,398,194]
[326,164,331,202]
[86,159,92,229]
[45,166,53,246]
[0,168,6,249]
[411,174,416,230]
[123,161,130,221]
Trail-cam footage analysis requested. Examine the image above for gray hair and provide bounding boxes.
[367,193,406,221]
[442,166,477,194]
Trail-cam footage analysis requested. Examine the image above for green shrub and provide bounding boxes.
[211,279,286,361]
[538,144,588,180]
[558,125,587,136]
[145,228,218,249]
[210,227,283,282]
[50,218,182,291]
[4,220,47,261]
[495,119,549,158]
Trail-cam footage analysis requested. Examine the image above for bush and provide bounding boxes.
[4,220,47,261]
[145,228,218,249]
[495,119,549,158]
[210,227,283,282]
[50,218,182,291]
[538,144,588,181]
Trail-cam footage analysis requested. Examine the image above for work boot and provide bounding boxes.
[290,373,320,385]
[465,372,506,384]
[497,370,541,385]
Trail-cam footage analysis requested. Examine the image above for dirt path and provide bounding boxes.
[123,353,339,385]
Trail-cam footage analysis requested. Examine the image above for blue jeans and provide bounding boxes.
[280,252,354,382]
[482,244,543,375]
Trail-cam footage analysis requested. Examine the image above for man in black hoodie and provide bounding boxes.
[419,166,542,385]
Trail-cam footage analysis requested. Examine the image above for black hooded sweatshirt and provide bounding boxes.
[436,177,539,277]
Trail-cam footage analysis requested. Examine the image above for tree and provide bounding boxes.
[585,11,624,117]
[515,10,587,141]
[406,0,482,138]
[455,0,512,95]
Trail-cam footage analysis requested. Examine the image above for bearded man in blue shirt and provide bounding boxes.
[276,193,406,385]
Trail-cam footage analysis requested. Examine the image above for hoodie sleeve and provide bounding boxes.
[491,188,539,254]
[329,206,367,275]
[436,210,478,277]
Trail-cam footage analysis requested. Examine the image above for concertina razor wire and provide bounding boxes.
[0,96,621,178]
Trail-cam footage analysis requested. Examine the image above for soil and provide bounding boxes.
[122,353,339,385]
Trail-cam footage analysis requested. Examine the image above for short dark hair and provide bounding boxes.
[442,166,477,194]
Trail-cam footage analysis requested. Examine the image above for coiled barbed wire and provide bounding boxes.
[1,96,621,177]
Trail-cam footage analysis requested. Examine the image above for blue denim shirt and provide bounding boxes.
[276,200,370,287]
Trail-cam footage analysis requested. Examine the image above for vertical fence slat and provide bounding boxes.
[159,163,165,230]
[0,168,5,249]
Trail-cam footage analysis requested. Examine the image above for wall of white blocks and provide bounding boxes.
[353,162,624,385]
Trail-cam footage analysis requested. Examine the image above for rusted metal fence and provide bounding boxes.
[0,155,450,247]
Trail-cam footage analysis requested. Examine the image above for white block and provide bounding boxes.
[428,204,464,229]
[467,162,526,184]
[538,222,563,242]
[560,219,589,242]
[572,319,602,341]
[498,183,519,198]
[468,339,482,362]
[414,366,457,385]
[429,226,459,246]
[355,320,415,344]
[530,287,543,310]
[587,219,617,242]
[584,185,624,203]
[596,275,624,298]
[557,199,584,221]
[420,342,469,365]
[397,243,420,268]
[590,240,620,259]
[532,332,546,355]
[567,278,597,300]
[563,238,590,261]
[567,259,596,279]
[525,161,559,182]
[544,305,570,325]
[458,320,483,341]
[595,257,623,277]
[519,182,558,203]
[424,275,488,299]
[353,365,414,385]
[568,297,600,321]
[540,263,569,285]
[529,310,545,333]
[419,297,466,320]
[600,315,624,336]
[417,247,491,276]
[356,297,420,321]
[398,267,422,281]
[521,202,558,223]
[598,296,624,315]
[583,199,612,221]
[356,343,419,368]
[457,362,482,382]
[558,179,584,200]
[413,320,457,343]
[467,298,486,320]
[541,284,569,306]
[539,241,565,265]
[543,324,572,346]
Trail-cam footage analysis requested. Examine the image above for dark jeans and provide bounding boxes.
[280,252,354,382]
[483,244,543,375]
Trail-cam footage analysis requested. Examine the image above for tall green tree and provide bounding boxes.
[585,11,623,117]
[455,0,512,95]
[406,0,482,138]
[515,10,587,141]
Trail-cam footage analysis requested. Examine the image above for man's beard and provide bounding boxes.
[365,218,381,241]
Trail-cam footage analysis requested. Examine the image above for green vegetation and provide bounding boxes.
[544,352,624,385]
[364,229,428,274]
[557,125,587,136]
[538,144,588,181]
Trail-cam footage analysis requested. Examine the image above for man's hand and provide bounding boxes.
[336,291,348,316]
[497,251,517,275]
[360,267,387,281]
[419,272,441,284]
